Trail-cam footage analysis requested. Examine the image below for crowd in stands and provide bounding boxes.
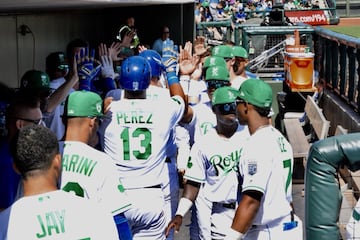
[195,0,323,26]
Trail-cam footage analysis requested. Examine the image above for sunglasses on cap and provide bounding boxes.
[214,102,237,115]
[206,80,229,89]
[235,98,246,105]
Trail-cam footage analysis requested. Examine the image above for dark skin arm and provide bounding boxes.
[231,192,262,234]
[165,181,200,237]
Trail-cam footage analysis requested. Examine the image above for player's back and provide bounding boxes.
[60,141,131,215]
[0,190,118,240]
[101,96,184,189]
[240,126,293,225]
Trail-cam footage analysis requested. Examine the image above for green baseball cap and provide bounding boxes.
[205,66,229,81]
[203,56,227,69]
[231,46,248,59]
[237,79,273,108]
[211,45,232,59]
[212,86,239,106]
[64,91,104,118]
[20,70,51,92]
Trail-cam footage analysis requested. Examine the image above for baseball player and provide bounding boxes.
[180,64,231,239]
[0,125,118,239]
[227,79,302,240]
[166,86,250,239]
[139,49,182,240]
[99,52,190,239]
[60,90,132,239]
[43,51,73,141]
[228,46,255,90]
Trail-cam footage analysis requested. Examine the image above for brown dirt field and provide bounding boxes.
[336,17,360,26]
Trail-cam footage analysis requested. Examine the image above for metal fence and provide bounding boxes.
[314,27,360,112]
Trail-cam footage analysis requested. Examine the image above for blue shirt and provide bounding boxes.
[0,137,20,209]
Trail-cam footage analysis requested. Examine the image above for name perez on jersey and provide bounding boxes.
[209,149,242,176]
[115,110,153,125]
[62,154,98,177]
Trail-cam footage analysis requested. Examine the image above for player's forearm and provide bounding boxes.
[231,194,260,234]
[45,75,78,113]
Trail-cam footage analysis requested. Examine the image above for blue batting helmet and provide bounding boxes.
[120,56,151,91]
[139,50,164,78]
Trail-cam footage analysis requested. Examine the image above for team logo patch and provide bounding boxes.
[248,161,257,175]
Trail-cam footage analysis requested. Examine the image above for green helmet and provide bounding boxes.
[231,46,248,59]
[212,86,239,106]
[211,45,232,59]
[20,70,51,92]
[203,56,227,69]
[205,66,229,81]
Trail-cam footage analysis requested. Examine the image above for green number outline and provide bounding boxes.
[62,182,85,197]
[283,159,292,193]
[120,127,152,160]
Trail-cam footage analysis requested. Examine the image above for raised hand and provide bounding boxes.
[162,39,178,73]
[98,43,115,79]
[76,47,101,91]
[179,41,199,76]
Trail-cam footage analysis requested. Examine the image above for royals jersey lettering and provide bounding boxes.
[184,125,249,203]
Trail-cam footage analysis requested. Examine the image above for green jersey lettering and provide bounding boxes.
[116,111,153,125]
[36,210,65,238]
[62,154,98,177]
[209,149,242,176]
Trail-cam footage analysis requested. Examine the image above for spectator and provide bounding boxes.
[152,25,171,56]
[116,16,140,54]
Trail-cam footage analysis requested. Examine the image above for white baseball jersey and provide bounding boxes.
[60,141,131,216]
[43,77,74,140]
[346,200,360,239]
[231,75,249,90]
[239,125,294,225]
[185,102,216,146]
[184,125,250,203]
[101,95,185,189]
[0,190,118,240]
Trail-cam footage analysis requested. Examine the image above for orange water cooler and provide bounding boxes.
[284,30,314,90]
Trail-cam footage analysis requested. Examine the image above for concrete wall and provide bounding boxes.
[0,4,194,89]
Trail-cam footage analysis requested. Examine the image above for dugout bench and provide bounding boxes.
[283,95,330,167]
